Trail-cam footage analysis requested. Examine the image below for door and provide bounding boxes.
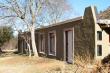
[65,30,73,63]
[49,32,55,55]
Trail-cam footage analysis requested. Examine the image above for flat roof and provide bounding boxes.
[36,16,83,30]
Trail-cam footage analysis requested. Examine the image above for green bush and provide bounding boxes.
[0,26,13,47]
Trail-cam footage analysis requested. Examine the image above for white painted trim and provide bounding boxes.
[63,27,74,63]
[48,31,56,56]
[38,33,45,54]
[97,19,110,25]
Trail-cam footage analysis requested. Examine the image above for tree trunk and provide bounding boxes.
[27,43,31,57]
[31,25,38,57]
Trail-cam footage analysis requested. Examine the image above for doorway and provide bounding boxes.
[64,29,74,63]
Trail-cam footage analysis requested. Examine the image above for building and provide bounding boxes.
[18,6,110,63]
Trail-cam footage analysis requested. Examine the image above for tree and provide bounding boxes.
[38,0,70,26]
[0,26,13,53]
[18,32,32,57]
[0,0,70,57]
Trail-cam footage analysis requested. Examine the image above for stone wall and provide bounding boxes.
[74,6,96,59]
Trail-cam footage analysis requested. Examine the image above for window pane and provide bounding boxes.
[97,45,102,56]
[97,31,102,40]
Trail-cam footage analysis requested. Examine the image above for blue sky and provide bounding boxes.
[0,0,110,36]
[68,0,110,18]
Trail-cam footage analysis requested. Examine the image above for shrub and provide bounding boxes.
[0,26,13,47]
[101,54,110,64]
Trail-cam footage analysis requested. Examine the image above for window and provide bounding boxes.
[97,31,102,40]
[39,34,45,53]
[97,45,102,56]
[48,32,56,56]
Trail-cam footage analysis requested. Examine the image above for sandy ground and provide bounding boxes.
[0,52,64,73]
[0,51,96,73]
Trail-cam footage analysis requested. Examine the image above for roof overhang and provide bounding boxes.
[97,19,110,28]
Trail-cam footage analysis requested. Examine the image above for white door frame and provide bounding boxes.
[48,31,56,56]
[64,27,74,63]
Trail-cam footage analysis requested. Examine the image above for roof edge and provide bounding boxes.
[97,19,110,25]
[36,16,83,30]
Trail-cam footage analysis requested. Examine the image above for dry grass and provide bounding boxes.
[63,55,110,73]
[0,55,65,73]
[0,51,110,73]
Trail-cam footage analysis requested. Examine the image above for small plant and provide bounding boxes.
[94,54,110,73]
[102,54,110,64]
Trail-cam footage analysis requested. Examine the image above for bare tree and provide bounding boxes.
[0,0,70,57]
[18,32,32,57]
[39,0,70,25]
[0,0,45,57]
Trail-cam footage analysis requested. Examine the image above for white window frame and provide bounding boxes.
[38,33,45,54]
[48,31,56,56]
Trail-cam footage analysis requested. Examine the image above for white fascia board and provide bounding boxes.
[97,19,110,25]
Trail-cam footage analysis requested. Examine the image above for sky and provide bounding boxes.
[0,0,110,36]
[68,0,110,18]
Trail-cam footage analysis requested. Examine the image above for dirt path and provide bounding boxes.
[0,51,64,73]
